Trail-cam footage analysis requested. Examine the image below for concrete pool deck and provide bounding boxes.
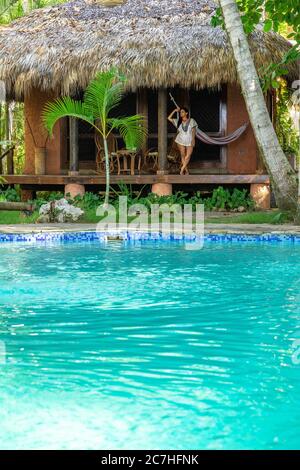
[0,223,300,235]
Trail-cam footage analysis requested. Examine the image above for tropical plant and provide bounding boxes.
[216,0,299,220]
[0,0,66,24]
[275,82,300,156]
[43,70,147,207]
[0,186,20,201]
[212,0,300,89]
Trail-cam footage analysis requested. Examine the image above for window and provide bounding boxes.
[190,88,224,164]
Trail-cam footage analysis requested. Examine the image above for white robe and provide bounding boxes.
[173,118,198,147]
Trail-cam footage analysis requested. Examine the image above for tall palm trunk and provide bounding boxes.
[103,137,110,207]
[219,0,299,214]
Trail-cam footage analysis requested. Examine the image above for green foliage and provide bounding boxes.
[110,185,254,212]
[43,98,94,137]
[260,45,299,92]
[31,190,64,209]
[24,187,254,215]
[228,187,255,210]
[276,83,300,155]
[0,186,20,201]
[0,0,66,24]
[138,191,190,209]
[190,187,255,211]
[213,0,300,41]
[11,103,25,174]
[72,191,104,210]
[212,0,300,90]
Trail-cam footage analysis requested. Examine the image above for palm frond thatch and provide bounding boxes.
[0,0,298,99]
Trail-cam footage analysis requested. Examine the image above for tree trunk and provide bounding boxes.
[5,102,14,174]
[219,0,299,213]
[0,201,34,212]
[103,137,110,207]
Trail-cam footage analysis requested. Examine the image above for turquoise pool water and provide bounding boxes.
[0,240,300,450]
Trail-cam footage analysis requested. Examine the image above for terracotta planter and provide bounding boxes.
[34,147,46,175]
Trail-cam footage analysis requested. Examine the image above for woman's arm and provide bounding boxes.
[192,127,196,147]
[168,108,180,126]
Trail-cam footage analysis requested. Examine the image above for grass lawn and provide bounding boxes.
[0,210,39,224]
[205,210,293,224]
[0,209,295,225]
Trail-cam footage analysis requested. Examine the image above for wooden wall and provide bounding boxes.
[227,84,258,174]
[24,89,63,175]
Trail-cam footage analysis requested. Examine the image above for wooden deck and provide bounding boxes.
[3,174,270,186]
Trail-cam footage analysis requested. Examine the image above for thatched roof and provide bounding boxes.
[0,0,298,99]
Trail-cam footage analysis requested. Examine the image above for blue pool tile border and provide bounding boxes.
[0,231,300,244]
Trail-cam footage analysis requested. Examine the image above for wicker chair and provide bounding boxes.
[95,133,119,174]
[142,148,159,173]
[167,138,181,173]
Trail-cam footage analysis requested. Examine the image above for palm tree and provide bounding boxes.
[219,0,299,216]
[43,69,147,206]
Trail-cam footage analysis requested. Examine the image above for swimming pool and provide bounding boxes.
[0,238,300,449]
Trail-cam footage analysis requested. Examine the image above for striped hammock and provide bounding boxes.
[196,123,249,146]
[169,94,248,146]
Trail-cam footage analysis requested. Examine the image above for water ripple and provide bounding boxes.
[0,242,300,449]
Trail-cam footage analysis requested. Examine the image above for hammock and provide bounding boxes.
[169,93,248,146]
[196,123,248,146]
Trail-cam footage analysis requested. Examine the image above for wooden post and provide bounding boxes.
[66,117,85,197]
[137,88,148,154]
[158,88,168,173]
[69,117,79,174]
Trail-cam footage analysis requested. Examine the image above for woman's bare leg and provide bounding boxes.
[181,146,194,175]
[177,144,187,175]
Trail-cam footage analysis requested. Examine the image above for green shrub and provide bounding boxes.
[72,192,103,209]
[0,187,21,202]
[191,187,254,211]
[6,186,254,214]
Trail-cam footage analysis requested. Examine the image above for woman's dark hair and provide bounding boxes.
[177,107,190,129]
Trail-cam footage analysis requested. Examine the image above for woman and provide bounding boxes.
[168,107,198,175]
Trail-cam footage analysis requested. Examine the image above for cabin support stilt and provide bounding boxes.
[151,183,172,196]
[250,183,271,210]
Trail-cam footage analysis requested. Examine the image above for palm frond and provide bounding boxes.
[43,97,94,136]
[109,115,148,150]
[83,70,126,121]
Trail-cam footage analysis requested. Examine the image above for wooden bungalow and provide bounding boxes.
[0,0,298,207]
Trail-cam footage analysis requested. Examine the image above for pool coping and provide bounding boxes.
[0,223,300,244]
[0,223,300,234]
